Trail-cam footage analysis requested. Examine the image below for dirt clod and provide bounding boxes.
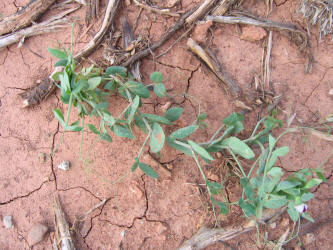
[3,215,13,229]
[27,223,48,246]
[240,25,267,42]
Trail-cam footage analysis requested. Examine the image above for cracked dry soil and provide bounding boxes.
[0,0,333,249]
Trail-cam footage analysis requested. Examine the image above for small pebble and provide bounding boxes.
[121,230,126,237]
[28,223,48,246]
[3,215,13,229]
[58,160,70,171]
[304,233,315,245]
[329,88,333,96]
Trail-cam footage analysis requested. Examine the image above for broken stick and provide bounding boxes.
[21,0,119,107]
[186,38,242,98]
[0,0,56,36]
[0,7,79,50]
[53,194,76,250]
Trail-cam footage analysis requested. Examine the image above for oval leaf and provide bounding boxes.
[105,66,127,77]
[88,77,102,90]
[88,124,100,134]
[144,114,172,125]
[221,137,255,159]
[169,125,198,140]
[154,82,166,97]
[150,71,163,83]
[139,163,158,179]
[165,107,183,122]
[150,122,165,153]
[188,140,214,161]
[53,109,66,127]
[126,81,150,98]
[48,48,67,59]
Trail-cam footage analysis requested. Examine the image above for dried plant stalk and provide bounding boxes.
[133,0,180,17]
[0,7,79,50]
[178,208,285,250]
[0,0,56,36]
[187,38,242,97]
[186,0,218,24]
[298,0,333,39]
[211,0,240,16]
[53,194,76,250]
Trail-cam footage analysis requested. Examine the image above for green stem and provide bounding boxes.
[79,117,84,159]
[51,94,73,156]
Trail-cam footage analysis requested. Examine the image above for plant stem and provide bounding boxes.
[51,94,73,156]
[227,148,246,178]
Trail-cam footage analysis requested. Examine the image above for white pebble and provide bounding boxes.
[3,216,13,229]
[57,160,70,171]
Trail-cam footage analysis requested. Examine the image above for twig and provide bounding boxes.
[122,8,195,67]
[206,14,312,72]
[211,0,240,16]
[178,208,285,250]
[186,38,242,97]
[0,0,56,36]
[75,0,119,61]
[0,7,79,50]
[264,30,272,88]
[156,26,193,59]
[133,0,180,17]
[21,0,119,107]
[53,194,76,250]
[186,0,218,24]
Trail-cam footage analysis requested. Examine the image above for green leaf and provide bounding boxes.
[66,120,83,131]
[264,195,288,209]
[126,81,150,98]
[223,113,244,134]
[264,167,283,193]
[197,113,207,121]
[217,201,229,214]
[55,59,68,67]
[315,169,326,182]
[304,178,322,189]
[139,163,158,179]
[169,125,198,140]
[112,124,134,139]
[221,137,255,159]
[100,132,112,142]
[53,109,66,127]
[276,181,301,192]
[131,159,139,172]
[95,102,109,110]
[301,192,314,202]
[301,212,314,223]
[88,124,100,134]
[188,140,214,161]
[267,146,289,170]
[48,48,67,59]
[127,95,140,124]
[287,203,299,222]
[134,115,149,134]
[105,66,127,77]
[268,134,276,151]
[104,113,116,126]
[239,198,256,216]
[154,83,166,97]
[88,77,102,90]
[150,123,165,153]
[150,71,163,83]
[167,138,192,156]
[104,81,117,92]
[165,107,183,122]
[72,79,87,94]
[59,72,71,92]
[207,180,224,195]
[144,114,172,125]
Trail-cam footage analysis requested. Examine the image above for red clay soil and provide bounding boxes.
[0,0,333,249]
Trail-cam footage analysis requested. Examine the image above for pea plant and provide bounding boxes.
[49,47,324,236]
